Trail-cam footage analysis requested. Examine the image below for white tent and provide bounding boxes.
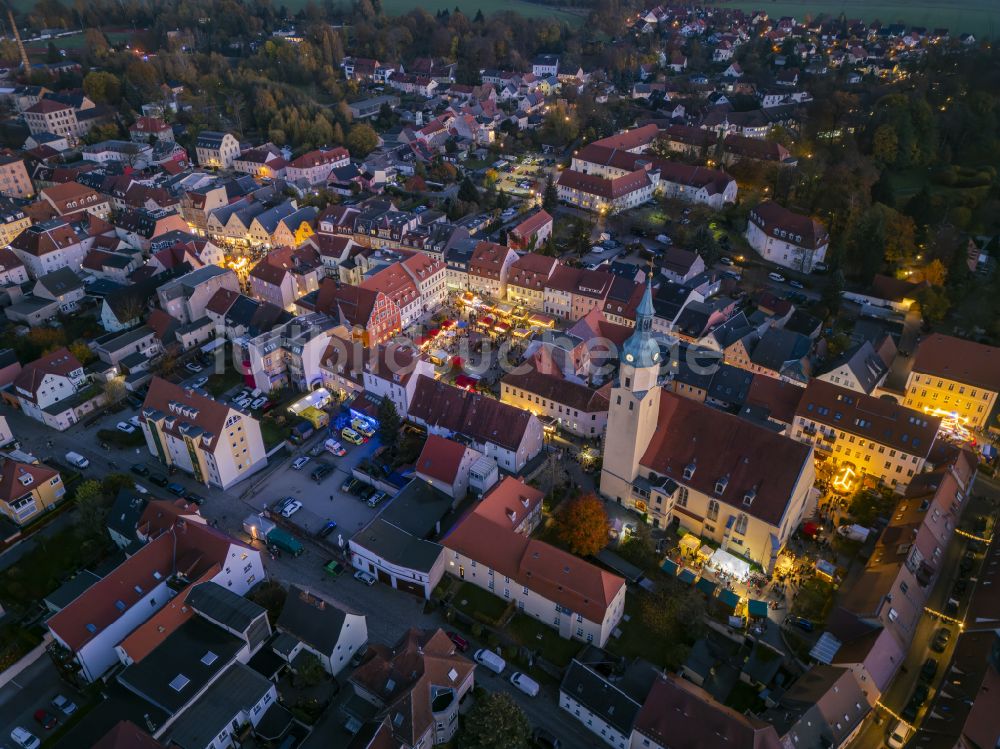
[709,548,751,581]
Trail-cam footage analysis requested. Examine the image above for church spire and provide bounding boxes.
[621,272,659,370]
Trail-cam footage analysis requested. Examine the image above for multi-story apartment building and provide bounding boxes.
[361,341,436,418]
[600,281,816,573]
[157,265,240,324]
[241,313,334,393]
[179,181,229,236]
[508,210,553,250]
[0,151,33,198]
[506,253,559,309]
[248,244,324,310]
[23,99,79,139]
[903,333,1000,430]
[285,147,350,185]
[543,265,615,320]
[39,181,112,220]
[360,261,424,329]
[0,248,28,285]
[792,380,940,492]
[140,377,267,489]
[0,459,65,526]
[501,369,611,439]
[467,240,518,300]
[443,477,627,647]
[556,168,657,215]
[0,202,31,247]
[301,278,401,345]
[745,200,828,273]
[195,130,241,168]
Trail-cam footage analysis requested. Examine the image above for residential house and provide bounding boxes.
[556,168,656,215]
[232,145,287,180]
[0,151,34,198]
[40,181,112,220]
[157,265,240,324]
[508,210,553,251]
[140,377,267,489]
[302,278,401,345]
[407,375,543,473]
[24,99,79,140]
[815,340,893,396]
[468,241,518,300]
[501,368,611,439]
[195,131,240,169]
[128,116,174,144]
[285,147,350,185]
[13,348,102,430]
[415,434,490,500]
[360,341,435,418]
[275,585,368,676]
[746,200,828,273]
[660,247,705,284]
[248,245,324,311]
[443,477,626,646]
[506,253,559,310]
[0,201,31,246]
[543,266,615,320]
[241,313,333,393]
[0,458,65,526]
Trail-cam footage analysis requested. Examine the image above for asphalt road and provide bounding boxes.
[0,647,82,747]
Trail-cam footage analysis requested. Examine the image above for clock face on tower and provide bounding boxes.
[625,353,634,362]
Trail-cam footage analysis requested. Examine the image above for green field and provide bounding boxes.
[709,0,998,36]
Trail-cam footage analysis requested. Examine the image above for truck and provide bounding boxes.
[299,406,330,430]
[837,524,871,543]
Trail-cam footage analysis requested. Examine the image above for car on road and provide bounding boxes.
[323,559,344,578]
[447,631,469,652]
[311,463,335,482]
[131,463,150,476]
[10,727,41,749]
[292,456,311,470]
[149,473,169,487]
[184,361,203,373]
[789,279,805,289]
[509,671,540,697]
[65,451,90,469]
[129,415,142,427]
[920,657,938,682]
[191,375,209,388]
[351,418,375,438]
[887,720,912,749]
[787,616,814,632]
[931,627,952,653]
[532,728,562,749]
[33,710,57,730]
[281,500,302,518]
[116,421,136,434]
[354,570,376,586]
[719,256,733,266]
[812,262,829,273]
[184,491,205,505]
[166,482,186,496]
[768,272,787,283]
[366,491,386,508]
[341,427,365,445]
[317,520,338,538]
[51,695,76,716]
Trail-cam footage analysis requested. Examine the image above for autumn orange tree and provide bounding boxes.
[555,493,610,557]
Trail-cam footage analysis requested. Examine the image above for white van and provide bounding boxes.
[509,671,540,697]
[473,648,505,675]
[887,720,912,749]
[10,727,41,749]
[65,451,89,469]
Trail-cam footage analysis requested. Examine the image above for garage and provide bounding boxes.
[395,578,426,598]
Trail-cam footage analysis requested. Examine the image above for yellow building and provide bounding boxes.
[0,459,66,526]
[903,334,1000,431]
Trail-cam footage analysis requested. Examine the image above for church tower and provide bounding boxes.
[600,275,663,507]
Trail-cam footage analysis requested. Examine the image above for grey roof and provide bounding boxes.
[167,663,272,749]
[44,570,102,611]
[380,478,454,537]
[750,327,811,372]
[353,517,443,573]
[276,585,353,655]
[117,617,244,716]
[706,363,754,405]
[271,631,300,658]
[36,267,83,296]
[105,488,148,543]
[251,201,296,234]
[195,130,229,148]
[100,325,155,353]
[816,340,887,394]
[709,311,756,348]
[561,660,645,737]
[186,581,266,633]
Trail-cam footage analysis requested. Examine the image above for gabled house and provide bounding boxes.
[275,585,368,676]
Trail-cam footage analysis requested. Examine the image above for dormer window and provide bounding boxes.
[683,462,696,481]
[714,477,728,495]
[743,487,757,506]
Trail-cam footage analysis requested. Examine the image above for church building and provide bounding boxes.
[599,277,817,573]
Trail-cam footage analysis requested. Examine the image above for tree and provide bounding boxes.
[459,691,531,749]
[248,580,287,625]
[915,286,951,324]
[46,41,61,63]
[639,583,706,665]
[821,269,845,314]
[294,651,326,687]
[542,174,558,213]
[458,176,480,204]
[872,124,899,166]
[617,522,657,571]
[83,71,122,104]
[915,259,948,287]
[346,123,379,157]
[68,340,94,365]
[74,480,110,541]
[377,397,401,449]
[555,493,610,557]
[102,376,127,406]
[691,225,721,267]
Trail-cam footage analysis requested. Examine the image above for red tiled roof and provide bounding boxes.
[205,288,239,315]
[141,376,234,448]
[12,347,81,401]
[469,241,514,279]
[509,253,558,290]
[557,168,651,200]
[0,459,58,505]
[415,434,469,484]
[503,368,610,414]
[510,209,552,240]
[591,124,659,151]
[640,391,813,526]
[26,99,72,114]
[92,721,166,749]
[748,200,828,250]
[912,333,1000,392]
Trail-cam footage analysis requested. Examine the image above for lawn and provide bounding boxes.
[451,581,511,625]
[260,419,289,450]
[507,613,582,667]
[708,0,999,35]
[605,593,690,669]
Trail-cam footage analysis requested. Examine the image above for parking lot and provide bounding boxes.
[0,653,84,748]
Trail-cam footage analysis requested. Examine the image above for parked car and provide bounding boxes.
[51,695,76,716]
[787,616,814,632]
[33,710,57,730]
[184,361,203,373]
[65,451,89,469]
[184,491,205,505]
[473,649,505,674]
[509,672,540,697]
[292,456,311,470]
[191,375,209,389]
[351,418,375,438]
[311,463,334,482]
[250,397,268,410]
[366,491,387,508]
[354,570,376,586]
[323,559,344,578]
[887,720,912,749]
[768,272,787,283]
[234,397,251,409]
[719,256,734,266]
[325,439,347,456]
[166,482,186,496]
[317,520,338,538]
[129,415,142,428]
[532,728,562,749]
[131,463,150,477]
[447,631,469,652]
[341,477,360,493]
[789,279,805,289]
[149,473,169,487]
[920,657,938,682]
[931,627,952,653]
[281,500,302,518]
[10,728,41,749]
